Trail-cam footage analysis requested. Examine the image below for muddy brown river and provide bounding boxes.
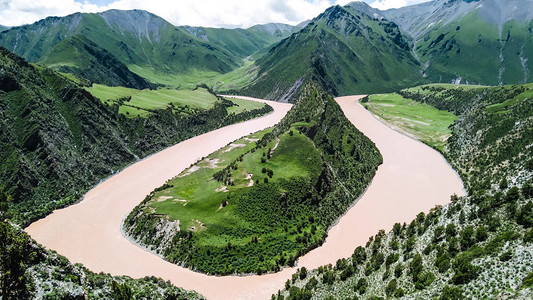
[26,95,465,299]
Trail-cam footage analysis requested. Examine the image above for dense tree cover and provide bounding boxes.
[276,84,533,299]
[0,47,271,226]
[124,84,382,274]
[0,188,203,299]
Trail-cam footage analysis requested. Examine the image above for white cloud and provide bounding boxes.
[0,0,430,28]
[0,0,334,28]
[368,0,429,10]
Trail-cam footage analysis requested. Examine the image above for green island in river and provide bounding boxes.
[124,87,383,275]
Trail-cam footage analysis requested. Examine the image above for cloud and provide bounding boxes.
[0,0,335,28]
[0,0,430,28]
[368,0,429,10]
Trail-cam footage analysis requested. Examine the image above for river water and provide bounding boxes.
[26,96,465,299]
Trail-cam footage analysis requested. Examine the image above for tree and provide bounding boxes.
[0,188,31,299]
[440,285,463,300]
[385,279,397,296]
[352,246,366,265]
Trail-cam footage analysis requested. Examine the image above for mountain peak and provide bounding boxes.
[97,9,170,40]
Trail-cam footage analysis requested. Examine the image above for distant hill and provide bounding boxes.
[226,0,533,101]
[0,10,241,84]
[38,35,155,89]
[237,2,424,101]
[382,0,533,85]
[183,23,299,58]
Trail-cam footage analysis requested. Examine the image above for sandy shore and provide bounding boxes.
[25,95,465,300]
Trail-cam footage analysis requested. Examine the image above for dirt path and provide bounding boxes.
[25,95,464,300]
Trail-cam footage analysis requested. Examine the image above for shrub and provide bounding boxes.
[440,285,463,300]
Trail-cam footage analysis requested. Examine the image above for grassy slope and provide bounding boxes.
[234,5,423,102]
[87,84,266,118]
[416,11,533,85]
[363,90,458,152]
[278,83,533,300]
[38,35,154,89]
[124,85,382,275]
[0,11,240,86]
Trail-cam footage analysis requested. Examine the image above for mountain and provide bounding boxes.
[0,25,9,32]
[38,35,155,89]
[0,10,240,84]
[236,3,424,102]
[183,23,299,58]
[0,47,271,226]
[383,0,533,84]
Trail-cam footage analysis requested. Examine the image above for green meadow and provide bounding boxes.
[363,90,458,152]
[87,84,265,118]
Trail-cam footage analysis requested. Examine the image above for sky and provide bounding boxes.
[0,0,430,28]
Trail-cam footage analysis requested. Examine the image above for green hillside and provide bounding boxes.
[384,0,533,86]
[234,4,424,102]
[184,23,298,59]
[38,35,155,89]
[362,91,459,152]
[124,85,382,275]
[0,10,240,86]
[278,83,533,299]
[0,47,271,226]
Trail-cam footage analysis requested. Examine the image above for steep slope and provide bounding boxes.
[279,84,533,299]
[383,0,533,85]
[38,35,155,89]
[237,3,424,102]
[0,47,271,226]
[184,23,298,58]
[0,10,240,83]
[0,25,8,32]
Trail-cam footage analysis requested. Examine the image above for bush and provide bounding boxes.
[355,277,367,294]
[476,226,488,242]
[517,202,533,228]
[522,271,533,288]
[385,279,397,296]
[440,285,463,300]
[524,229,533,243]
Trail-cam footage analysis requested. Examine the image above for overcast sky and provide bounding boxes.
[0,0,430,28]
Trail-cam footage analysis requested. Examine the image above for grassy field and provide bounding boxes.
[207,60,258,92]
[86,84,265,118]
[127,65,222,89]
[363,91,458,151]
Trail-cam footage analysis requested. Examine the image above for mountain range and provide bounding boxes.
[0,10,298,88]
[0,0,532,100]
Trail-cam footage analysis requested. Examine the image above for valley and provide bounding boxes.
[25,90,464,299]
[1,0,532,299]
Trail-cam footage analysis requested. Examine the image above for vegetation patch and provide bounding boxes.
[363,92,458,151]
